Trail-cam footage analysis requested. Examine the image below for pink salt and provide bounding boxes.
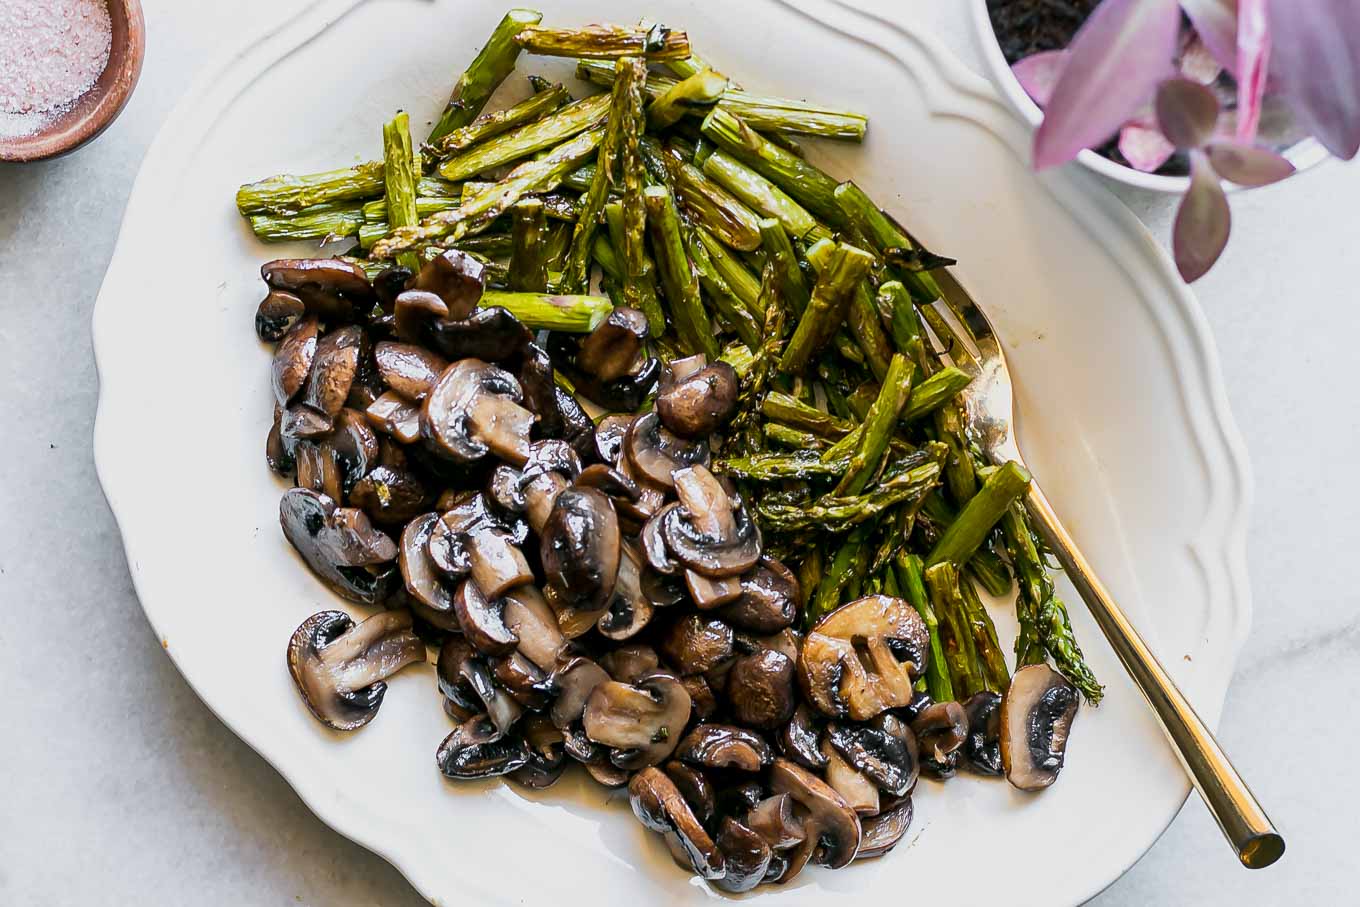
[0,0,113,138]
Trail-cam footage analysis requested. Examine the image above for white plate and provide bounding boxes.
[92,1,1254,904]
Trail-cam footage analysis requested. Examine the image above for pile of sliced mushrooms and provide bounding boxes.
[265,250,1079,892]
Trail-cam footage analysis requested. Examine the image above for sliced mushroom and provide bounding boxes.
[641,505,682,576]
[585,762,632,787]
[394,289,449,343]
[629,767,725,880]
[511,713,567,789]
[548,657,610,730]
[659,614,734,676]
[1001,663,1079,792]
[680,674,718,721]
[492,651,553,709]
[328,408,380,491]
[663,761,716,826]
[575,463,641,501]
[272,316,320,406]
[827,721,917,797]
[600,644,661,684]
[453,579,517,655]
[501,585,565,673]
[576,307,649,382]
[962,690,1004,776]
[856,798,913,860]
[262,258,374,323]
[439,494,533,599]
[266,409,294,474]
[350,464,429,525]
[726,648,797,730]
[799,595,928,720]
[286,609,424,730]
[555,386,597,462]
[665,354,709,384]
[821,740,879,816]
[424,359,534,465]
[656,361,739,439]
[488,440,580,533]
[409,248,486,319]
[747,794,806,850]
[295,440,343,502]
[279,488,397,605]
[717,557,798,633]
[713,818,773,894]
[539,488,621,621]
[597,544,654,641]
[302,326,364,419]
[594,414,634,465]
[398,514,455,615]
[662,465,761,578]
[769,758,862,870]
[374,341,448,401]
[438,637,522,736]
[436,715,531,779]
[686,570,743,609]
[625,413,710,488]
[430,306,535,363]
[371,263,413,313]
[911,701,969,764]
[583,673,691,768]
[256,289,305,341]
[365,390,422,444]
[779,705,828,772]
[676,724,773,772]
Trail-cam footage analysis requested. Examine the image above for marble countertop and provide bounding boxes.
[1,1,1354,903]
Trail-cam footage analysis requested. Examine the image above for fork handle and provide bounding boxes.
[1023,481,1284,869]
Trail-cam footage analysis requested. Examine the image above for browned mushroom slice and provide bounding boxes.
[409,248,486,319]
[286,609,424,730]
[675,723,773,772]
[629,767,725,881]
[583,673,691,768]
[548,656,610,730]
[328,408,379,490]
[658,614,734,676]
[664,353,709,384]
[713,818,773,894]
[262,258,374,323]
[491,651,553,709]
[295,441,343,502]
[856,798,913,860]
[427,306,534,363]
[597,544,654,641]
[539,487,621,622]
[440,495,533,599]
[365,390,422,444]
[821,739,879,816]
[625,413,709,488]
[574,463,641,501]
[663,761,716,826]
[912,701,969,765]
[828,720,918,797]
[769,758,862,871]
[501,585,565,673]
[486,440,580,533]
[453,578,517,655]
[962,690,1004,776]
[726,648,797,730]
[374,341,449,402]
[272,316,320,406]
[576,307,649,382]
[350,464,429,525]
[437,715,531,779]
[680,674,718,720]
[778,704,828,771]
[616,455,668,529]
[256,289,305,341]
[280,403,334,448]
[600,644,661,684]
[1001,663,1079,792]
[717,557,798,633]
[423,358,534,465]
[266,409,294,474]
[438,638,522,735]
[685,570,743,609]
[798,594,929,720]
[641,505,682,576]
[656,361,740,440]
[371,264,413,313]
[398,513,455,616]
[301,326,365,419]
[747,794,806,850]
[662,465,760,578]
[585,762,632,787]
[279,488,397,605]
[594,414,634,465]
[511,714,567,789]
[393,289,449,343]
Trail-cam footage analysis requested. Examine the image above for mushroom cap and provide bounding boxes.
[713,818,774,894]
[962,690,1004,776]
[778,704,828,772]
[575,307,649,383]
[856,798,914,860]
[302,326,364,419]
[428,306,534,363]
[279,489,398,605]
[662,761,716,827]
[600,644,662,685]
[398,513,456,614]
[374,341,449,402]
[911,701,969,763]
[827,721,918,797]
[286,609,424,731]
[256,289,305,341]
[768,758,862,870]
[365,390,423,444]
[410,248,487,320]
[453,578,518,655]
[548,657,610,730]
[596,544,654,641]
[625,413,709,489]
[662,466,761,578]
[675,723,773,772]
[726,648,797,730]
[656,361,740,440]
[272,316,320,406]
[798,595,928,720]
[717,558,799,633]
[583,673,692,768]
[350,464,430,525]
[1001,663,1079,792]
[510,714,567,790]
[328,408,380,491]
[394,289,449,344]
[437,638,523,736]
[628,767,725,880]
[371,264,414,312]
[821,740,880,816]
[594,414,635,465]
[262,258,374,323]
[423,358,534,465]
[659,613,734,676]
[539,487,621,614]
[436,715,531,779]
[746,793,806,850]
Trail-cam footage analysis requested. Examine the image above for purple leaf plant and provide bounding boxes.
[1012,0,1360,282]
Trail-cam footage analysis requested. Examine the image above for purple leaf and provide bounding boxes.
[1179,36,1224,85]
[1179,0,1239,74]
[1157,78,1221,149]
[1267,0,1360,159]
[1032,0,1183,170]
[1011,51,1069,108]
[1235,0,1271,142]
[1206,141,1296,185]
[1119,123,1176,172]
[1174,150,1232,282]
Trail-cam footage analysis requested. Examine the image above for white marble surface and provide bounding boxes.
[0,0,1354,903]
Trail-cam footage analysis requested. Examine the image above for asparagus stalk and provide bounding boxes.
[764,424,824,450]
[700,107,849,228]
[605,203,665,334]
[429,9,542,143]
[877,280,928,371]
[834,354,915,496]
[901,366,971,422]
[373,127,603,256]
[833,180,942,303]
[438,93,611,181]
[935,400,979,505]
[644,185,718,359]
[797,547,824,610]
[761,391,853,438]
[779,243,875,374]
[689,233,763,349]
[896,553,954,702]
[247,202,366,242]
[719,340,756,378]
[382,111,422,273]
[563,58,645,293]
[695,229,762,317]
[756,453,943,533]
[960,572,1012,691]
[435,82,569,154]
[649,67,729,129]
[928,461,1031,568]
[703,151,827,243]
[480,291,612,331]
[515,23,691,60]
[592,234,623,283]
[924,561,986,698]
[237,162,386,216]
[759,218,812,318]
[642,137,763,252]
[806,524,874,628]
[509,198,548,293]
[361,196,458,222]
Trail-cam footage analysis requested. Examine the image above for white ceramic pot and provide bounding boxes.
[968,0,1328,192]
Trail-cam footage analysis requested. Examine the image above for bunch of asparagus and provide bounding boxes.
[234,10,1099,703]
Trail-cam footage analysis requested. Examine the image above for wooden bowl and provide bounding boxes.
[0,0,146,163]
